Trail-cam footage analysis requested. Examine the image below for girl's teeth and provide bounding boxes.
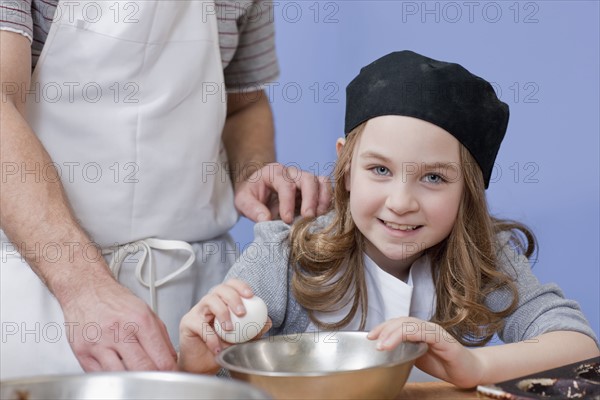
[385,222,417,231]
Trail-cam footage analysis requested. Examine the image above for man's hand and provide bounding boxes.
[61,275,178,371]
[223,91,332,224]
[235,162,331,223]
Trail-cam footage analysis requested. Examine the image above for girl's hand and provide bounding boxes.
[178,279,271,374]
[367,317,485,388]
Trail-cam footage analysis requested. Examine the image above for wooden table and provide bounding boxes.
[397,382,481,399]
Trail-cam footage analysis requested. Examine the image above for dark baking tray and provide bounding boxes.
[477,356,600,399]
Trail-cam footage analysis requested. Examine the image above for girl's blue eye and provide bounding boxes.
[424,173,444,184]
[372,166,390,176]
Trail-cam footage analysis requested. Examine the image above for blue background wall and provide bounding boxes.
[231,1,599,339]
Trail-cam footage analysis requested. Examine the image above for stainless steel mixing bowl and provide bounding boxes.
[0,372,271,399]
[216,331,428,400]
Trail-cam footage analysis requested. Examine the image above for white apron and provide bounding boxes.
[1,0,238,379]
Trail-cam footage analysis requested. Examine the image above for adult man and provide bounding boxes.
[0,0,330,377]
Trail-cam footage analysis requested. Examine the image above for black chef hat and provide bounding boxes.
[345,50,508,188]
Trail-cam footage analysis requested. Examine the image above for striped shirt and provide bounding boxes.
[0,0,279,91]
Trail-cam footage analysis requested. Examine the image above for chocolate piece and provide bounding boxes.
[577,363,600,384]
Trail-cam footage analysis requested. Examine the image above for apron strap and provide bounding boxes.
[102,239,196,313]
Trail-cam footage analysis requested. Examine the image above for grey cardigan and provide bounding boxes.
[225,215,598,344]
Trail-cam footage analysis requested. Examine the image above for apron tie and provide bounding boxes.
[102,238,196,313]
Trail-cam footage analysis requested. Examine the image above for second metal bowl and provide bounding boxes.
[0,372,271,400]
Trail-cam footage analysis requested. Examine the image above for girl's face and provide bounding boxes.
[339,115,464,279]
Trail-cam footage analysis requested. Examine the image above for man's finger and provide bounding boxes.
[235,191,272,222]
[296,172,320,218]
[93,348,127,371]
[316,176,333,215]
[117,338,161,371]
[157,320,178,362]
[79,354,103,372]
[134,320,178,371]
[272,167,298,223]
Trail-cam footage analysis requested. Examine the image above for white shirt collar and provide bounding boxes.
[406,255,437,321]
[306,253,437,332]
[363,253,436,321]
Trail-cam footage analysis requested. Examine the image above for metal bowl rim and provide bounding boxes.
[0,371,267,393]
[1,371,223,384]
[216,331,428,377]
[0,372,273,400]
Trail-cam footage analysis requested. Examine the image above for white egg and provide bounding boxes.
[214,296,268,344]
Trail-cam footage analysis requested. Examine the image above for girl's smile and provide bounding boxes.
[339,115,464,279]
[379,219,422,235]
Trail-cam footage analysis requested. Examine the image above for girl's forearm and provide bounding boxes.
[473,331,599,385]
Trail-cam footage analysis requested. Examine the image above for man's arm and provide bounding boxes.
[223,90,275,189]
[223,90,331,223]
[1,29,98,308]
[0,30,176,371]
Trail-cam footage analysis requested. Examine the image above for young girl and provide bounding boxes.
[178,51,599,387]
